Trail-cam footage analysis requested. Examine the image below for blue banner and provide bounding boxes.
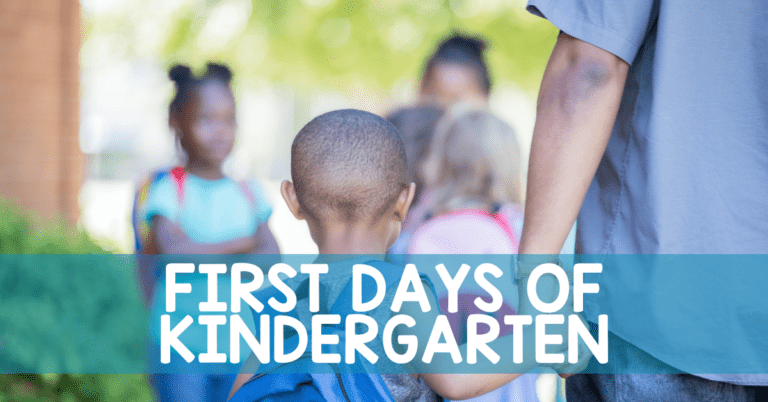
[1,254,766,375]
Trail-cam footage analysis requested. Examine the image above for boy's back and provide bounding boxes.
[283,258,440,402]
[230,109,588,401]
[280,109,438,401]
[230,109,436,401]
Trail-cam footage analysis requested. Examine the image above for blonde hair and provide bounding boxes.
[421,103,522,214]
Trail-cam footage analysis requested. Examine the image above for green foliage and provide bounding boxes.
[0,374,153,402]
[0,200,154,401]
[0,203,105,255]
[83,0,558,92]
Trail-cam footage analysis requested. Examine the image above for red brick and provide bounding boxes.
[0,0,81,223]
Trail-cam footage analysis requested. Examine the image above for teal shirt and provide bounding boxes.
[141,173,273,356]
[142,173,272,244]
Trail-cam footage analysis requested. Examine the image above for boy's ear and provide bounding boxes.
[394,182,417,222]
[280,180,305,220]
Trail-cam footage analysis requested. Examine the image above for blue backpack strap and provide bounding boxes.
[329,261,404,318]
[295,277,330,314]
[132,168,180,252]
[250,277,329,347]
[329,261,441,317]
[237,263,422,402]
[229,372,328,402]
[250,285,302,334]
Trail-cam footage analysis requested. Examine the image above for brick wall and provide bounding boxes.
[0,0,82,223]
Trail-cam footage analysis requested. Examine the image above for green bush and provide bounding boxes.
[0,200,154,402]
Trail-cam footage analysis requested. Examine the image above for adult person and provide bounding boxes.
[385,33,493,258]
[516,1,768,401]
[389,33,492,191]
[419,34,491,107]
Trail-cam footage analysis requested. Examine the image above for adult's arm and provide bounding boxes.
[518,32,629,256]
[516,34,630,378]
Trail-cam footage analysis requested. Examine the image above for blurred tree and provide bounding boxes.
[0,200,153,401]
[82,0,557,93]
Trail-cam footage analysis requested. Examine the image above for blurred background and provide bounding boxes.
[1,0,558,400]
[2,0,556,254]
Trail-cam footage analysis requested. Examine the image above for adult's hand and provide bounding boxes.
[519,273,593,376]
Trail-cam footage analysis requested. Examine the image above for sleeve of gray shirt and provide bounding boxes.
[526,0,657,64]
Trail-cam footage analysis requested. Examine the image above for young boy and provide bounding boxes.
[229,109,586,401]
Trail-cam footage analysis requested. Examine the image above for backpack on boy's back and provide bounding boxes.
[229,260,443,402]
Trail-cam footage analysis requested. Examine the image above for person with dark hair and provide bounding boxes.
[288,109,411,228]
[137,62,279,402]
[386,105,444,203]
[383,105,444,262]
[380,103,443,257]
[384,34,493,259]
[144,62,277,258]
[420,34,492,106]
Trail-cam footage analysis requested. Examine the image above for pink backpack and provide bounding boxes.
[408,205,544,402]
[407,203,524,340]
[408,204,523,255]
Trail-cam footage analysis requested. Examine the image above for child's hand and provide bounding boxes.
[518,274,593,376]
[543,312,593,376]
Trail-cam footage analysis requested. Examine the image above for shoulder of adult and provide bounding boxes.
[526,0,658,64]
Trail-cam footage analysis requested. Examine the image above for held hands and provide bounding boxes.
[518,272,592,377]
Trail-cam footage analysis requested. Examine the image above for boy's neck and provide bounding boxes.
[316,224,389,255]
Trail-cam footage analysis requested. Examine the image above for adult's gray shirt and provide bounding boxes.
[527,0,768,385]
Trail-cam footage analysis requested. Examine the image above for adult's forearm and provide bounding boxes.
[519,33,629,255]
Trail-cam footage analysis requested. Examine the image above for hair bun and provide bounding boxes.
[168,64,193,85]
[206,63,233,82]
[439,34,487,59]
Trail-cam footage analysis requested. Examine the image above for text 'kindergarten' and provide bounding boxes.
[160,262,609,367]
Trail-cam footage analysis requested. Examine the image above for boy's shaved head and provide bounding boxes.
[291,109,408,224]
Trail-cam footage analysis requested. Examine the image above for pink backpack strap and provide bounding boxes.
[237,180,256,209]
[495,204,525,250]
[490,212,518,246]
[442,208,519,245]
[169,168,255,210]
[170,167,186,204]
